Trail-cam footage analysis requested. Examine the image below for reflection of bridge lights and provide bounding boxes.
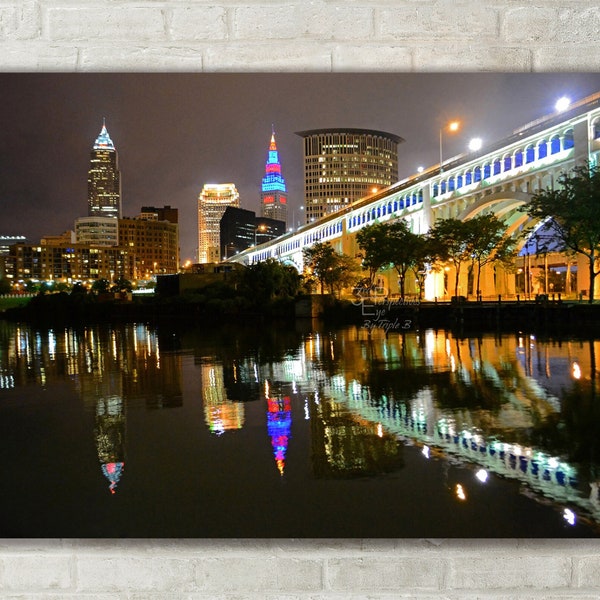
[475,469,488,483]
[422,445,430,459]
[572,362,581,380]
[563,508,576,526]
[377,423,383,438]
[455,484,467,501]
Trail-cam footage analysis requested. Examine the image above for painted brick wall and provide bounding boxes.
[1,1,600,597]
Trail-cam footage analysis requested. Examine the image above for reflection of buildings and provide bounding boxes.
[0,323,184,494]
[201,362,245,434]
[310,395,403,478]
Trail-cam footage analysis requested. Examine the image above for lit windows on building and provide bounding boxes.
[198,183,240,264]
[296,129,403,223]
[88,120,121,220]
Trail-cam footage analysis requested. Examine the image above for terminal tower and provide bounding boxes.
[260,129,288,226]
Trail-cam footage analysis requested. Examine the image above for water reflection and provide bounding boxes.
[1,319,600,535]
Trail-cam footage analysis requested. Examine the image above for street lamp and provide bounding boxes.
[468,137,483,152]
[555,96,571,112]
[439,120,460,174]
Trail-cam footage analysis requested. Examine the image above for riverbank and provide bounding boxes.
[333,297,600,336]
[2,291,600,336]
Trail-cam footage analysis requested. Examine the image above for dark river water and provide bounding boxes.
[1,318,600,538]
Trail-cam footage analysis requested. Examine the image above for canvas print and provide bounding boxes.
[2,73,600,537]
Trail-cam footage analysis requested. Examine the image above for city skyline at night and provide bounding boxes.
[3,73,600,261]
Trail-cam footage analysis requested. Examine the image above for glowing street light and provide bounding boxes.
[555,96,571,112]
[468,137,483,152]
[440,120,460,174]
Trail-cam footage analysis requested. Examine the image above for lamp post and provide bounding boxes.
[439,120,460,174]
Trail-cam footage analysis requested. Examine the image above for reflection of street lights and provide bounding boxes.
[439,120,460,174]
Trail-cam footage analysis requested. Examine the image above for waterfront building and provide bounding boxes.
[7,241,131,283]
[118,211,179,279]
[220,206,285,259]
[0,235,26,281]
[198,183,240,263]
[261,131,288,225]
[296,128,402,222]
[88,120,121,220]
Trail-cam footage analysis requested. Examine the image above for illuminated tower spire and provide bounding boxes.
[260,129,288,226]
[88,120,121,219]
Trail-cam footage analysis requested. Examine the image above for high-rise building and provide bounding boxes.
[220,206,285,259]
[296,128,403,223]
[198,183,240,263]
[88,120,121,220]
[261,130,288,225]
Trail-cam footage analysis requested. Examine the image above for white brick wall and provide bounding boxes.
[1,0,600,597]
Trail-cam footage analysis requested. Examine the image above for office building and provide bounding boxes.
[296,128,403,222]
[198,183,240,263]
[261,131,288,225]
[118,212,179,279]
[75,217,119,246]
[88,120,122,219]
[220,206,285,259]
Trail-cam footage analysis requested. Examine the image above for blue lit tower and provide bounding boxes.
[88,120,122,219]
[261,130,288,226]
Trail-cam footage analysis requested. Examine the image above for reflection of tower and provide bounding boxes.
[201,362,244,434]
[95,395,126,494]
[267,396,292,475]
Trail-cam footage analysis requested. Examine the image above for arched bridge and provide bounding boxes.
[228,92,600,299]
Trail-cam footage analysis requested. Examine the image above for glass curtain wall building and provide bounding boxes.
[296,128,403,223]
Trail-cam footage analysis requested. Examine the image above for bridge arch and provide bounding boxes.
[458,190,532,222]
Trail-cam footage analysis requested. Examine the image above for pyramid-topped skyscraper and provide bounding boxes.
[88,119,121,219]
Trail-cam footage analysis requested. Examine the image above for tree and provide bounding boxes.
[429,218,473,297]
[303,242,359,297]
[525,163,600,303]
[386,221,428,299]
[236,258,301,303]
[303,242,338,294]
[356,223,392,288]
[91,278,111,294]
[111,277,133,292]
[466,214,516,298]
[0,277,11,295]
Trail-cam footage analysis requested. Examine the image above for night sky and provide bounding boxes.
[2,72,600,261]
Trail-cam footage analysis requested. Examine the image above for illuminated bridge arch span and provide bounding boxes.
[227,92,600,279]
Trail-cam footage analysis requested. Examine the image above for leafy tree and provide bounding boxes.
[356,223,392,287]
[91,278,111,294]
[303,242,359,297]
[409,234,440,301]
[303,242,338,294]
[466,214,516,298]
[430,218,473,297]
[236,258,301,304]
[385,221,427,299]
[524,163,600,303]
[111,277,133,292]
[70,282,88,295]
